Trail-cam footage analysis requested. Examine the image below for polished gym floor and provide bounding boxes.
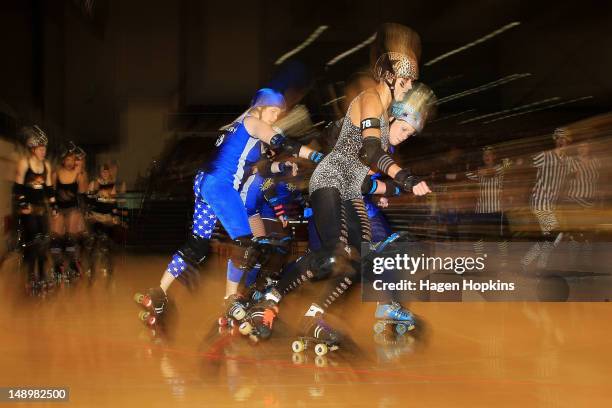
[0,253,610,407]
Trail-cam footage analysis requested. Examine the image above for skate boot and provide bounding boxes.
[238,300,279,341]
[291,314,341,356]
[374,302,416,335]
[134,287,169,327]
[218,294,249,328]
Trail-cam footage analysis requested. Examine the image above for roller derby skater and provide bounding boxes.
[220,153,297,330]
[266,23,432,355]
[232,156,306,340]
[86,163,119,282]
[49,142,88,286]
[14,126,55,296]
[133,88,323,328]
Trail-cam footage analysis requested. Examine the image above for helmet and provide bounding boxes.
[371,23,421,83]
[60,141,78,159]
[250,88,286,110]
[389,83,436,133]
[373,52,419,82]
[23,125,48,148]
[60,141,86,160]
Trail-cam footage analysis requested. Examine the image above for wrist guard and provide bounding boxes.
[308,151,324,163]
[361,177,378,195]
[13,183,28,209]
[383,180,401,197]
[269,134,302,156]
[394,169,417,193]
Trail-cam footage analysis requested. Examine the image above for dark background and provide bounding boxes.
[1,0,611,187]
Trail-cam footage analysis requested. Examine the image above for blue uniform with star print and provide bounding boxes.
[166,120,262,278]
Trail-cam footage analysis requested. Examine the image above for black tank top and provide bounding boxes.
[56,173,79,209]
[24,160,47,206]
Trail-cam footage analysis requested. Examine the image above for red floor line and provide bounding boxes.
[10,323,596,389]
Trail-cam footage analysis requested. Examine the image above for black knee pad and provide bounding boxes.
[230,236,273,272]
[305,245,359,281]
[177,234,210,267]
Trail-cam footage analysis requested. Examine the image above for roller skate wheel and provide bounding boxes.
[239,321,253,336]
[291,340,305,353]
[395,323,408,335]
[314,355,328,368]
[292,352,305,365]
[314,343,328,356]
[218,316,228,327]
[373,321,385,334]
[248,334,259,343]
[232,306,247,321]
[138,310,150,321]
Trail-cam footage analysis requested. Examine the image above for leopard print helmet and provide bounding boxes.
[373,51,419,82]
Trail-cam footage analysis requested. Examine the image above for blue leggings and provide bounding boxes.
[166,171,252,278]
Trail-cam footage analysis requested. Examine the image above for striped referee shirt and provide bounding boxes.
[566,157,601,208]
[530,150,572,211]
[466,165,505,213]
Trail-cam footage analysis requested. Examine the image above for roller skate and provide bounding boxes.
[291,315,341,356]
[134,287,169,327]
[218,293,249,328]
[238,300,279,341]
[374,302,416,335]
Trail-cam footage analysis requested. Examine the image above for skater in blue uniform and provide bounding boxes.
[134,88,323,326]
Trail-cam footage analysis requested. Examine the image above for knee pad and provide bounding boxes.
[230,236,270,272]
[306,246,357,281]
[177,234,210,267]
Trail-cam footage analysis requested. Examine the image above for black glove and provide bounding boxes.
[393,169,417,193]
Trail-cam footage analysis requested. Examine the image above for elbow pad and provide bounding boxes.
[269,134,302,156]
[359,137,396,173]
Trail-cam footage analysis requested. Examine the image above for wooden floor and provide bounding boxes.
[1,253,611,407]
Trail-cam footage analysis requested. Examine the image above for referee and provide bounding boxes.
[464,146,510,265]
[522,127,574,271]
